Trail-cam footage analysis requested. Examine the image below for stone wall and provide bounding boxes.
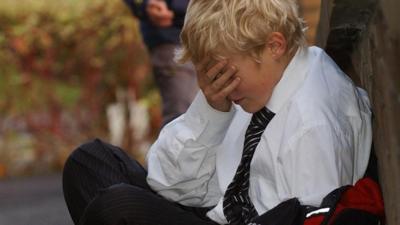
[316,0,400,224]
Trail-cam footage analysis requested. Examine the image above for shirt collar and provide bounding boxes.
[266,47,310,113]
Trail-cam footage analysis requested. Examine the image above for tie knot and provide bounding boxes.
[249,107,275,129]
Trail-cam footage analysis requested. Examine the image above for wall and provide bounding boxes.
[316,0,400,224]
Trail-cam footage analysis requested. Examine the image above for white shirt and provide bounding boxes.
[146,46,372,224]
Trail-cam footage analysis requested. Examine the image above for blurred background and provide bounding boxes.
[0,0,320,224]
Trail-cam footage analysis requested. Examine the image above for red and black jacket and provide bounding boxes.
[252,149,385,225]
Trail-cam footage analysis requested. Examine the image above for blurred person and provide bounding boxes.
[63,0,383,225]
[123,0,198,126]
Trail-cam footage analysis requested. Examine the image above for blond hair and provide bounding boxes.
[177,0,307,64]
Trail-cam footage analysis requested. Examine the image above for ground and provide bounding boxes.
[0,174,73,225]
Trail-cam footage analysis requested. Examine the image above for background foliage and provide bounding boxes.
[0,0,158,177]
[0,0,321,178]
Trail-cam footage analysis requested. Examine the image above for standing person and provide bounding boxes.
[63,0,378,225]
[123,0,198,126]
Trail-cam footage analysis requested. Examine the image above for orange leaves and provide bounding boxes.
[0,164,6,178]
[11,37,29,56]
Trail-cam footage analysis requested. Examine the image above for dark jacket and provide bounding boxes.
[123,0,189,49]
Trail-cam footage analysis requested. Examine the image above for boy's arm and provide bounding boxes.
[147,56,239,207]
[146,91,236,207]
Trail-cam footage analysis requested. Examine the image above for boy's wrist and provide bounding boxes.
[186,91,235,119]
[185,91,235,146]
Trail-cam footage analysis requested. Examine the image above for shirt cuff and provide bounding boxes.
[206,198,228,224]
[184,91,236,147]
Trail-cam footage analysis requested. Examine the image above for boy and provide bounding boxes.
[63,0,372,224]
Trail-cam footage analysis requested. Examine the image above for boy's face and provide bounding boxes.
[225,52,283,113]
[194,32,290,113]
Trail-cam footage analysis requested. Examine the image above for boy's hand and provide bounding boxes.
[196,59,241,112]
[146,0,174,27]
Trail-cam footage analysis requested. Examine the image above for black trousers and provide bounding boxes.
[62,139,218,225]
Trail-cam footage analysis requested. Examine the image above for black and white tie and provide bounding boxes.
[223,107,275,225]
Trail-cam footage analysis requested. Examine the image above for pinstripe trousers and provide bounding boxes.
[62,139,218,225]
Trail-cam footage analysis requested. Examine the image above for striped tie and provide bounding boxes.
[223,107,275,225]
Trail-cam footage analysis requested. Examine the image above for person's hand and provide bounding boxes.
[196,59,241,112]
[146,0,174,27]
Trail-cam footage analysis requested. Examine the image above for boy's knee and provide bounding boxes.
[81,184,150,225]
[101,183,146,197]
[77,138,107,155]
[62,139,104,178]
[64,138,109,165]
[89,183,152,211]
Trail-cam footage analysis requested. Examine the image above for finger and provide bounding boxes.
[156,19,173,27]
[204,58,218,72]
[196,58,211,74]
[218,77,241,98]
[147,0,157,7]
[147,1,162,10]
[205,60,227,82]
[153,13,172,22]
[152,10,168,18]
[157,0,169,9]
[210,65,237,91]
[196,59,215,87]
[198,58,219,74]
[152,7,173,18]
[147,7,162,18]
[160,12,174,20]
[166,11,174,19]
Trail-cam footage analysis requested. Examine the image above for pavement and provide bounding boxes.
[0,174,73,225]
